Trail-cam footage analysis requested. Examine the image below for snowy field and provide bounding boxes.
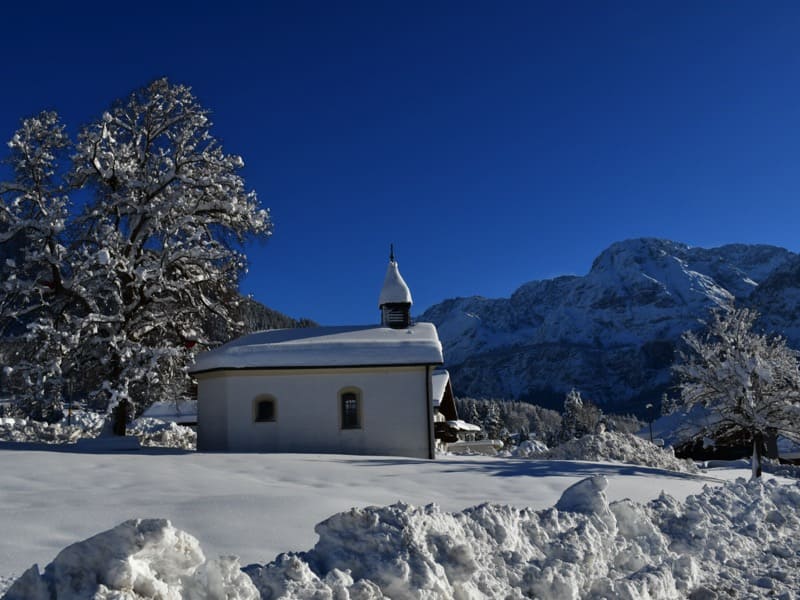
[1,441,797,597]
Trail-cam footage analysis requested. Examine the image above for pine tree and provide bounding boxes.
[483,401,503,440]
[466,399,481,427]
[560,388,583,442]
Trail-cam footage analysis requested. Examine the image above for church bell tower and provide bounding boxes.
[378,245,413,329]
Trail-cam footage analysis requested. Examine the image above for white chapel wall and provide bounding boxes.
[196,366,432,459]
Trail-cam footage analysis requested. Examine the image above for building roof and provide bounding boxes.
[447,419,482,432]
[378,260,412,307]
[141,400,198,424]
[190,323,443,373]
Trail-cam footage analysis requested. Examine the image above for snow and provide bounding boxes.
[0,413,196,450]
[3,458,799,598]
[5,519,258,600]
[2,439,797,598]
[190,323,443,372]
[378,260,412,307]
[141,400,197,424]
[431,369,450,407]
[540,432,699,473]
[445,419,481,432]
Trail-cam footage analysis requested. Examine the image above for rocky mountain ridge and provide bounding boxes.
[419,238,800,414]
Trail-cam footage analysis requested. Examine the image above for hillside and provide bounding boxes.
[419,238,800,414]
[236,296,317,332]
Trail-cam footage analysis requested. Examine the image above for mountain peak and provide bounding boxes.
[589,238,689,274]
[419,238,798,413]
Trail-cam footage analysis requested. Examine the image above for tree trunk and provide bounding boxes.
[112,400,128,437]
[765,427,779,460]
[751,432,763,479]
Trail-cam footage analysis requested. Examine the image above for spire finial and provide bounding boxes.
[389,243,395,263]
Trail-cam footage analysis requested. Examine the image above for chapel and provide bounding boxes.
[190,251,450,458]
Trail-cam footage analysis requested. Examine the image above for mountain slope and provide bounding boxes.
[419,238,798,414]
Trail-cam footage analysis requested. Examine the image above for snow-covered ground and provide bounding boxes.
[0,442,795,598]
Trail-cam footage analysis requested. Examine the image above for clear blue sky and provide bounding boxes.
[3,2,800,324]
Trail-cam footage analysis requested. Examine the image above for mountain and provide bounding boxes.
[419,238,799,415]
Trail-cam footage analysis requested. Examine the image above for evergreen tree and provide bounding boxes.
[483,401,503,440]
[466,399,481,426]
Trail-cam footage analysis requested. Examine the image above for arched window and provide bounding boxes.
[254,395,276,422]
[340,389,361,429]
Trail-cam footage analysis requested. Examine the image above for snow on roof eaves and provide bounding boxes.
[431,369,450,406]
[378,261,412,307]
[190,323,443,373]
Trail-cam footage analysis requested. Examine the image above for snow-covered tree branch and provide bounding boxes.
[673,308,800,478]
[0,79,272,423]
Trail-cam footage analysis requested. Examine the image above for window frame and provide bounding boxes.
[339,388,362,430]
[253,395,277,423]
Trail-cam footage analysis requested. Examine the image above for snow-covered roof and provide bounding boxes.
[378,261,412,307]
[446,419,482,432]
[190,323,443,373]
[141,400,198,424]
[431,369,450,407]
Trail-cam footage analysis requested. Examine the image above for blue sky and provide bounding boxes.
[3,2,800,324]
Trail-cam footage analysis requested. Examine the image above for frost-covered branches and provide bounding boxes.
[0,80,272,421]
[0,112,73,419]
[674,308,800,477]
[66,79,272,413]
[0,111,70,327]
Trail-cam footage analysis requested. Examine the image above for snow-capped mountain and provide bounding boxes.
[419,238,799,414]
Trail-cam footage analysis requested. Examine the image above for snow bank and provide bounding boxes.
[0,416,101,445]
[505,439,549,457]
[2,519,258,600]
[6,478,800,599]
[542,431,698,473]
[245,477,800,599]
[0,413,195,450]
[128,418,196,450]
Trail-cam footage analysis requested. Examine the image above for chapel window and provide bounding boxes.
[254,396,276,422]
[340,390,361,429]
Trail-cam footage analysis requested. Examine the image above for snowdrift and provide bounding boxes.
[0,414,196,450]
[540,431,698,474]
[5,477,800,599]
[3,519,258,600]
[0,416,103,445]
